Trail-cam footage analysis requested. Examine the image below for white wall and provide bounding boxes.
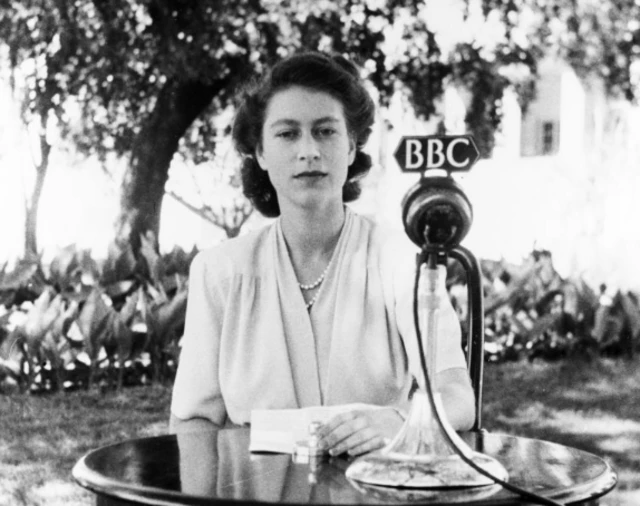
[521,59,561,156]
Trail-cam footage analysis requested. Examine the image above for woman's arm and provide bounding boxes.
[169,413,221,434]
[436,367,476,431]
[317,368,475,456]
[392,367,476,432]
[170,252,228,428]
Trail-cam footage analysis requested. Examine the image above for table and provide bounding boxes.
[72,428,617,506]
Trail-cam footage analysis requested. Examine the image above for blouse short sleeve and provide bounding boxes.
[170,251,228,426]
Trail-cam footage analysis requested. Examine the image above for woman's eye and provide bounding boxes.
[316,127,336,137]
[276,130,298,140]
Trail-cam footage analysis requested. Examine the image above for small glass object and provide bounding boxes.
[292,421,327,464]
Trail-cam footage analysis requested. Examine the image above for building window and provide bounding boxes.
[542,121,556,154]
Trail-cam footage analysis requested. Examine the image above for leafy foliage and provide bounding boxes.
[449,249,640,363]
[535,0,640,102]
[0,241,196,394]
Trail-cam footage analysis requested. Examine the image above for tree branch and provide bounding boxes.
[165,190,223,228]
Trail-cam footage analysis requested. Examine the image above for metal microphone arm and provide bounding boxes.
[449,244,484,432]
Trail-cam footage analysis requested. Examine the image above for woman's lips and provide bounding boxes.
[294,171,327,178]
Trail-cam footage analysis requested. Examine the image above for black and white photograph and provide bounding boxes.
[0,1,638,505]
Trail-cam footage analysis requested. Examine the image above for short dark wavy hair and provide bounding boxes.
[232,51,375,217]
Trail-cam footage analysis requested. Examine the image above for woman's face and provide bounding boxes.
[257,85,356,214]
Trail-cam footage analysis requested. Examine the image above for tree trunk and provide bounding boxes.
[24,126,51,258]
[116,78,227,254]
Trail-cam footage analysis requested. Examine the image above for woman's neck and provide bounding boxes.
[280,203,346,263]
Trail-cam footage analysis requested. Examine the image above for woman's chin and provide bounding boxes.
[284,193,342,215]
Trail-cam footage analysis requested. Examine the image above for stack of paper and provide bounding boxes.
[249,404,381,454]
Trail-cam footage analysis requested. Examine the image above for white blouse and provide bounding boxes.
[170,207,466,426]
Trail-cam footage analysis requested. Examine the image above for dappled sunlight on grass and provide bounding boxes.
[137,420,171,438]
[613,468,640,491]
[551,411,640,437]
[607,489,640,506]
[1,384,172,505]
[29,479,90,506]
[498,405,640,438]
[598,435,640,460]
[0,460,93,506]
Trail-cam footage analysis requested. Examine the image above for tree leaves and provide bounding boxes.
[22,288,64,348]
[0,325,23,385]
[76,288,112,361]
[0,243,195,392]
[474,250,640,362]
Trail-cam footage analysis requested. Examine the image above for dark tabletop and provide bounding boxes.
[72,428,617,505]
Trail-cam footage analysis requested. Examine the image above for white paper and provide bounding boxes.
[249,403,382,454]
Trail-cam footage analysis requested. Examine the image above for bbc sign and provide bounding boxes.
[394,135,480,173]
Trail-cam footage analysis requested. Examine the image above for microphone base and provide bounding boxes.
[346,450,508,489]
[345,389,508,490]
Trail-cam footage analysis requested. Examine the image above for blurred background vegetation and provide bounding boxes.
[0,0,640,504]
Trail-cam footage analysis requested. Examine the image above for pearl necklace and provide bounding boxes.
[298,262,331,291]
[305,291,321,311]
[299,261,332,310]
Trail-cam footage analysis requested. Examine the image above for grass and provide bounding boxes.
[0,384,173,505]
[1,358,639,505]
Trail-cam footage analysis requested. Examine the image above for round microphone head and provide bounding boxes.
[401,176,473,250]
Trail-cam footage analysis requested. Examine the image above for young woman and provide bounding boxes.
[170,51,475,457]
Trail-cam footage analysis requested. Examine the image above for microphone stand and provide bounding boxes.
[450,244,485,432]
[346,172,507,493]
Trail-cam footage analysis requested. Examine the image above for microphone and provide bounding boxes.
[401,175,473,251]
